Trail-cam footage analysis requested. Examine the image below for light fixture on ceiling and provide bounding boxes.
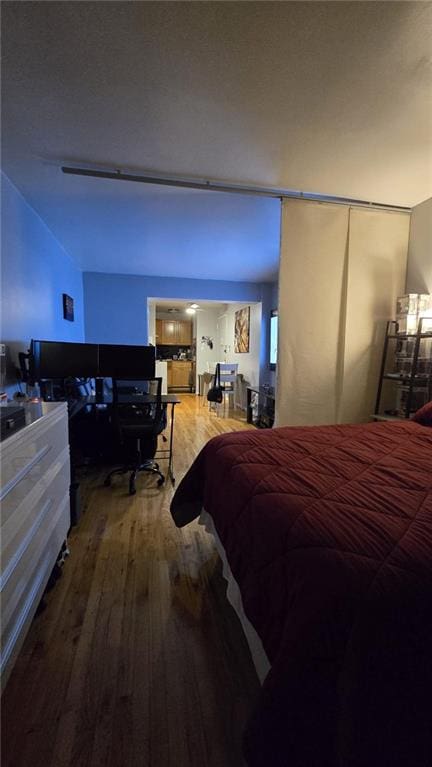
[190,303,199,309]
[185,307,196,315]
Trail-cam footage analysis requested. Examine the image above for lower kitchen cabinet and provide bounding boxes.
[167,361,194,389]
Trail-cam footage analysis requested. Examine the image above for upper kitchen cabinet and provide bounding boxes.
[156,319,192,345]
[177,320,192,344]
[158,320,176,344]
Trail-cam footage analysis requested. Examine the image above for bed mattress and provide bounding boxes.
[171,420,432,767]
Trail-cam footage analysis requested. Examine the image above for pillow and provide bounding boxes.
[413,401,432,426]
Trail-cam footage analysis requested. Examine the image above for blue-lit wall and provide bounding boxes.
[1,172,84,389]
[271,281,279,310]
[83,272,264,343]
[1,169,278,392]
[83,271,275,383]
[260,280,279,387]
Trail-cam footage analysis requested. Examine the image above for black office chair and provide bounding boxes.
[104,377,169,442]
[104,377,165,495]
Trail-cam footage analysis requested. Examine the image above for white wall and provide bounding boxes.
[148,301,156,344]
[196,307,221,380]
[1,172,84,395]
[218,302,262,387]
[406,197,432,294]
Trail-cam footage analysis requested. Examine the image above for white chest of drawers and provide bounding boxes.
[1,401,71,690]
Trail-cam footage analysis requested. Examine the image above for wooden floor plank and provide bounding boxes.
[2,395,260,767]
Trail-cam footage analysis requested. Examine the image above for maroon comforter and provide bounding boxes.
[171,420,432,767]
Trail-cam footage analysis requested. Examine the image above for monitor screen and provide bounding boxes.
[98,344,156,379]
[269,312,278,369]
[31,340,99,379]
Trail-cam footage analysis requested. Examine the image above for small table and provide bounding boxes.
[246,387,275,428]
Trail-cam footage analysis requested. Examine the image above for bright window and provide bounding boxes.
[270,311,278,368]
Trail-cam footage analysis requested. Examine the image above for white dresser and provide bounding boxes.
[1,401,70,689]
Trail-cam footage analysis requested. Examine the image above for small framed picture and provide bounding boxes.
[63,293,74,321]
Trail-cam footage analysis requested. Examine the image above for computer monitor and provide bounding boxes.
[31,340,99,380]
[98,344,156,379]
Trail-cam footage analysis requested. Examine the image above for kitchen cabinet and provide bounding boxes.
[156,319,173,344]
[176,321,192,344]
[167,361,194,389]
[156,320,192,345]
[155,319,163,344]
[162,320,178,344]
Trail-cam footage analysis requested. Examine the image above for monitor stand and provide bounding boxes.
[95,378,104,404]
[40,380,54,401]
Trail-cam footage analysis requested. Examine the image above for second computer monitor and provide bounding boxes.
[98,344,155,379]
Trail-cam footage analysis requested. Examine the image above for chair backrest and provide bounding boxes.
[112,377,164,434]
[217,363,238,387]
[112,377,162,399]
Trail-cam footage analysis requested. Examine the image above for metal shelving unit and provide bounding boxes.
[374,317,432,419]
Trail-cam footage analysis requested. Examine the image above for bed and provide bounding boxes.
[170,415,432,767]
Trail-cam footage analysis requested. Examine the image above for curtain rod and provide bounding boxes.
[61,166,411,213]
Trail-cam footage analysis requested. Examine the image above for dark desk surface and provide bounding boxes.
[82,393,181,405]
[67,394,180,419]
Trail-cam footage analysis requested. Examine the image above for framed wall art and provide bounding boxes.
[62,293,74,322]
[234,306,250,353]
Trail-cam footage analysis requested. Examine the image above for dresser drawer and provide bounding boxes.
[0,402,70,689]
[1,446,70,578]
[0,445,70,568]
[1,489,69,629]
[1,416,68,525]
[1,411,68,493]
[1,495,70,685]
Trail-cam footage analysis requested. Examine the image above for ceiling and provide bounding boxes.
[153,300,228,312]
[2,2,431,281]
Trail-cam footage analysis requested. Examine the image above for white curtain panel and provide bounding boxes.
[406,197,432,294]
[338,208,410,424]
[276,199,349,426]
[276,200,410,427]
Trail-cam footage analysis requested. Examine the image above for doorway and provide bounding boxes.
[148,298,262,417]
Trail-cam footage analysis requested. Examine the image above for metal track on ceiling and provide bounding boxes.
[61,165,411,212]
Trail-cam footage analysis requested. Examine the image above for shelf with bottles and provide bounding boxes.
[374,316,432,420]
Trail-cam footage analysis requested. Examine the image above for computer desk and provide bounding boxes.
[73,393,181,485]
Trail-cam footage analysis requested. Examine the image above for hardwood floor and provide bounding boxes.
[2,396,260,767]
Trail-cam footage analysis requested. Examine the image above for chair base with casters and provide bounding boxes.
[104,445,165,495]
[105,376,166,495]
